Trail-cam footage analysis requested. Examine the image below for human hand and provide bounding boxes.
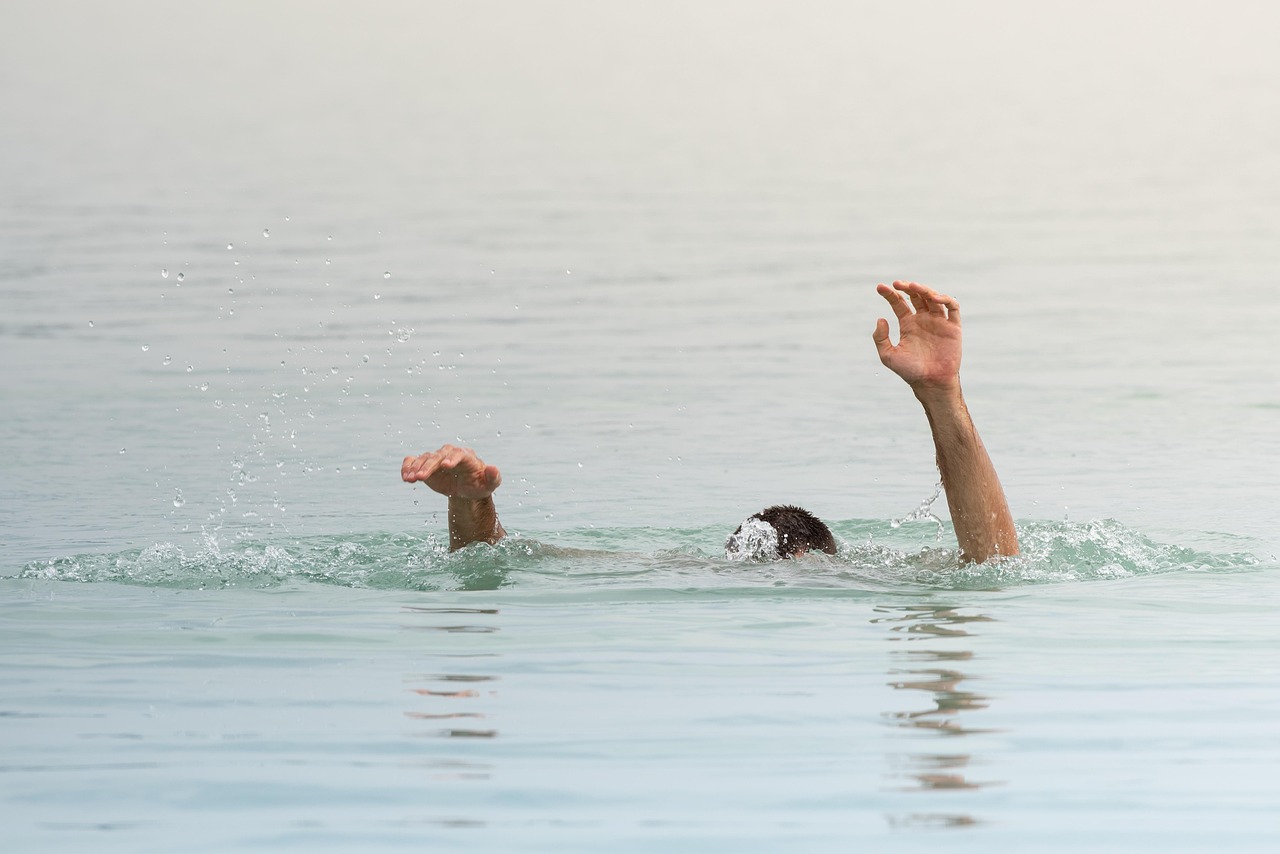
[872,281,963,391]
[401,444,502,500]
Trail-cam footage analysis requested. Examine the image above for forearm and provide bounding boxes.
[447,497,506,551]
[915,383,1018,562]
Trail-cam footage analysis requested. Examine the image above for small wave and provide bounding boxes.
[17,531,507,592]
[831,518,1261,590]
[16,520,1261,593]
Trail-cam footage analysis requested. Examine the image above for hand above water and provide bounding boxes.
[872,280,963,393]
[401,444,502,500]
[871,281,1018,562]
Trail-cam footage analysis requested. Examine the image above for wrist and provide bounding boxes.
[448,495,494,512]
[911,378,963,409]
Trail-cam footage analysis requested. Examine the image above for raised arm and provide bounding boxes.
[872,281,1018,562]
[401,444,506,551]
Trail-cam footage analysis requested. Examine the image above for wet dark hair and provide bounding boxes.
[727,504,837,560]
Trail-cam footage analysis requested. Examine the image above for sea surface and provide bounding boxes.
[3,1,1279,850]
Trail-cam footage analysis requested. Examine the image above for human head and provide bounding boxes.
[724,505,838,561]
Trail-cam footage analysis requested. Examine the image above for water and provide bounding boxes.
[3,1,1280,849]
[5,532,1276,850]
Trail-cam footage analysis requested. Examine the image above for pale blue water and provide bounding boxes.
[3,1,1280,850]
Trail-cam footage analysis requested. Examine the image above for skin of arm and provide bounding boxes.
[401,444,506,551]
[872,281,1019,562]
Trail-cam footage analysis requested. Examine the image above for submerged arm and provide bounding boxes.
[401,444,506,551]
[873,281,1018,562]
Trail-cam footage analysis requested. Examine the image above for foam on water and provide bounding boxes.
[17,519,1261,593]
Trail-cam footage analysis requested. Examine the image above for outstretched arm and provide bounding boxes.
[401,444,506,551]
[873,281,1018,562]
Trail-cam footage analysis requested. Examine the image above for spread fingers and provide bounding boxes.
[894,280,930,313]
[934,292,961,324]
[876,282,913,319]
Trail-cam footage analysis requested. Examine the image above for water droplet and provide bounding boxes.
[233,259,239,266]
[362,355,370,363]
[199,382,209,391]
[176,272,185,282]
[327,235,333,241]
[119,448,126,454]
[161,268,169,279]
[141,344,150,352]
[373,294,381,300]
[163,355,172,366]
[262,228,270,237]
[395,328,412,342]
[173,491,186,508]
[226,242,233,250]
[566,269,572,275]
[383,271,391,279]
[284,215,290,222]
[88,320,94,327]
[228,288,234,294]
[186,365,193,373]
[214,399,223,408]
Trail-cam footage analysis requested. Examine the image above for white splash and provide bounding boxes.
[724,516,779,562]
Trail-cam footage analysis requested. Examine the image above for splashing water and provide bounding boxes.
[17,520,1259,594]
[890,481,945,539]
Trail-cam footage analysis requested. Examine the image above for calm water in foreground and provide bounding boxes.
[3,2,1279,850]
[5,525,1277,851]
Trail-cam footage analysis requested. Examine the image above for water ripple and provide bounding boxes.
[16,520,1261,593]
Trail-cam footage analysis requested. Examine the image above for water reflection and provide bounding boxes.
[391,601,502,854]
[401,606,501,756]
[873,603,1000,828]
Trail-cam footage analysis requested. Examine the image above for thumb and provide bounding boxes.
[872,317,893,360]
[483,465,502,492]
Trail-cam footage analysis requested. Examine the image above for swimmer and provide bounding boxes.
[401,282,1019,563]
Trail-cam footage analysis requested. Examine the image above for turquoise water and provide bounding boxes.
[6,526,1276,850]
[4,1,1280,850]
[5,528,1277,850]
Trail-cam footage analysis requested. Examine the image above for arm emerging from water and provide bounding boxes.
[401,444,506,551]
[873,281,1018,562]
